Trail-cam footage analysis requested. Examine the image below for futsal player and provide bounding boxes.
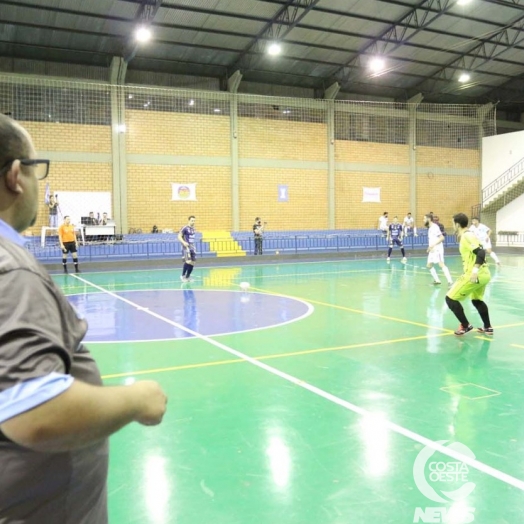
[446,213,493,336]
[58,215,80,273]
[424,212,453,286]
[386,216,407,263]
[178,215,196,282]
[470,217,501,266]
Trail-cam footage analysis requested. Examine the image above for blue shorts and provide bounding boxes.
[389,238,403,247]
[183,245,196,262]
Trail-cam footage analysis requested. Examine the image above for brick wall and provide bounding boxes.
[239,119,327,161]
[416,174,480,231]
[336,172,410,229]
[22,121,111,153]
[126,111,230,156]
[127,164,232,232]
[416,147,480,170]
[336,141,410,166]
[239,168,328,230]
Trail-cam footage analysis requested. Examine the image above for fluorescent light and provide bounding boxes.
[267,42,282,56]
[457,0,472,5]
[369,57,386,74]
[128,94,134,99]
[116,124,126,133]
[189,99,195,106]
[458,72,471,83]
[214,108,221,113]
[135,26,152,43]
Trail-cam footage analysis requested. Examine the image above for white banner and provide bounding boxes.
[362,187,381,203]
[172,183,197,201]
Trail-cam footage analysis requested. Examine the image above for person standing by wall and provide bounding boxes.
[48,194,59,228]
[253,217,265,255]
[58,216,80,274]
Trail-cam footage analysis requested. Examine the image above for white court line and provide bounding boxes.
[61,254,445,276]
[72,273,524,493]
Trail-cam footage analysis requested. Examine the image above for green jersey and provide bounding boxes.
[460,231,488,274]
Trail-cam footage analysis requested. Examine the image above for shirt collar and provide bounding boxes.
[0,218,29,247]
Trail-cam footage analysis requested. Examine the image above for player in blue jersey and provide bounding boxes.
[386,216,407,263]
[177,215,196,282]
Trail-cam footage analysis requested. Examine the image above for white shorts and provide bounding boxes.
[427,247,444,265]
[480,238,492,250]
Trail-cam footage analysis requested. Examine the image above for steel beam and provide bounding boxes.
[328,0,454,88]
[414,12,524,94]
[228,0,321,74]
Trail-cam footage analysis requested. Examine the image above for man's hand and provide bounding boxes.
[131,381,168,426]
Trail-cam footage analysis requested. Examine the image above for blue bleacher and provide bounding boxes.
[30,229,457,263]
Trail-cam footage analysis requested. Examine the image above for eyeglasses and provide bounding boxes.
[0,159,50,180]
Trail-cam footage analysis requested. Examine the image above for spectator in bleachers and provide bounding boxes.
[88,212,98,226]
[378,212,388,237]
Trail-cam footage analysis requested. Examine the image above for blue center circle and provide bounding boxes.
[67,289,313,343]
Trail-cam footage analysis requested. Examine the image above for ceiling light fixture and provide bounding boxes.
[267,42,282,56]
[135,26,152,43]
[369,57,386,75]
[457,0,473,5]
[458,72,471,83]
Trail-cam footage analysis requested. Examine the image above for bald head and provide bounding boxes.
[0,115,38,232]
[0,114,31,168]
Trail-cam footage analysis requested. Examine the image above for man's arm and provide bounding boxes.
[1,380,166,452]
[177,229,188,247]
[57,228,65,251]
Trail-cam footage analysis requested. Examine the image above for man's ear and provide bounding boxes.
[4,160,23,195]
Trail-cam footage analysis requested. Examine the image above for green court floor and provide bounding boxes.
[55,254,524,524]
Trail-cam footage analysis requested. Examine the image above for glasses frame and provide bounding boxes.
[0,159,50,180]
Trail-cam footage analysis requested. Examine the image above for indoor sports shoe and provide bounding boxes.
[454,324,474,336]
[477,327,494,336]
[401,257,407,263]
[432,281,441,285]
[180,275,187,282]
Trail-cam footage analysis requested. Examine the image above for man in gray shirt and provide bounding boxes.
[0,114,168,523]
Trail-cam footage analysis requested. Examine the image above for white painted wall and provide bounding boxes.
[496,193,524,232]
[482,130,524,187]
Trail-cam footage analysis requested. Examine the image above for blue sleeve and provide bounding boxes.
[0,373,74,424]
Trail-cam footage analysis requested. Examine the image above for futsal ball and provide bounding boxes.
[240,282,250,290]
[276,250,279,255]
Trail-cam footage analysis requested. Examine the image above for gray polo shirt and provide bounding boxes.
[0,231,108,524]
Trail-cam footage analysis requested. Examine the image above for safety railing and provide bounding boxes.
[26,232,458,262]
[483,156,524,203]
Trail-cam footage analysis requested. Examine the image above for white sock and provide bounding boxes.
[430,267,440,282]
[442,265,453,284]
[490,251,500,264]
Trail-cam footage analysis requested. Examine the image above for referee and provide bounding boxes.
[58,216,80,273]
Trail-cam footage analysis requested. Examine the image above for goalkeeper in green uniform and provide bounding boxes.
[446,213,493,336]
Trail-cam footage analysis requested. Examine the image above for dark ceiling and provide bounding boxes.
[1,0,524,111]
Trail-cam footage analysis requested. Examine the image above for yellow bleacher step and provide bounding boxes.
[201,230,246,257]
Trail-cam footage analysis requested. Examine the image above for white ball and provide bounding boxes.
[275,250,279,255]
[239,281,250,290]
